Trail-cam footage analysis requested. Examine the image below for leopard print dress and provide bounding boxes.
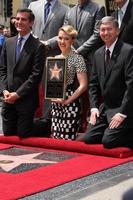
[51,50,87,140]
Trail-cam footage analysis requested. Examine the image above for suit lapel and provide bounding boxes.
[98,47,106,88]
[76,4,83,31]
[45,10,54,26]
[44,1,59,29]
[120,1,132,33]
[103,56,116,88]
[5,36,18,77]
[14,34,33,68]
[75,5,79,30]
[77,3,90,32]
[20,34,33,58]
[78,8,88,32]
[10,36,18,68]
[112,2,132,34]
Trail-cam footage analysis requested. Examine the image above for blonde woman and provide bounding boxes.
[51,25,88,140]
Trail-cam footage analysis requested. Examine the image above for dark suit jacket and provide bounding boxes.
[64,0,105,67]
[0,34,46,109]
[112,0,133,45]
[89,40,133,127]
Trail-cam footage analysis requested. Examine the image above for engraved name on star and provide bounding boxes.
[0,152,57,172]
[50,62,62,80]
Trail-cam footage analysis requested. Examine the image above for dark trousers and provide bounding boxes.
[84,112,133,149]
[1,102,35,137]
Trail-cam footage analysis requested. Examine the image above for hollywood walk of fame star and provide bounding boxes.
[0,152,57,172]
[49,62,62,80]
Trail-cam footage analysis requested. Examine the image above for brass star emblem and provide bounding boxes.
[50,62,62,80]
[0,152,57,172]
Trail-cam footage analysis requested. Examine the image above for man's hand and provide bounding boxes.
[89,110,99,125]
[109,113,125,129]
[3,90,10,99]
[4,92,20,104]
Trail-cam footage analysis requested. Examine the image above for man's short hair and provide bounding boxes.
[16,8,35,22]
[99,16,119,28]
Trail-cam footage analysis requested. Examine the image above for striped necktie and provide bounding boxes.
[44,2,51,23]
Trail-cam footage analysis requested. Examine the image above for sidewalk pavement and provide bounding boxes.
[80,178,133,200]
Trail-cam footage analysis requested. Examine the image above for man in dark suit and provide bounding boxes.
[64,0,105,132]
[112,0,133,45]
[84,16,133,148]
[0,8,46,138]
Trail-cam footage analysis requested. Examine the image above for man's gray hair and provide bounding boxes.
[99,16,119,28]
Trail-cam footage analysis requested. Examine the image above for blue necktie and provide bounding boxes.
[16,37,23,61]
[44,2,51,23]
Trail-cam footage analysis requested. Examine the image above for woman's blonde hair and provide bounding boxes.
[58,25,78,39]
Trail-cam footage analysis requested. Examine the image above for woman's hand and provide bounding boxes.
[51,98,69,105]
[51,72,88,106]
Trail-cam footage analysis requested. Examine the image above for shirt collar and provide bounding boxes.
[18,32,31,41]
[119,0,129,15]
[45,0,56,8]
[105,39,118,57]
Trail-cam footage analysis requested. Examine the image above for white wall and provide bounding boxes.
[94,0,105,6]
